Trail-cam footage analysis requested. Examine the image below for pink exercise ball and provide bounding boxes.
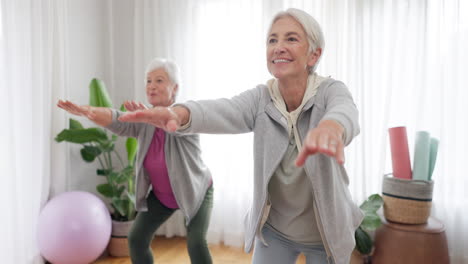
[37,191,111,264]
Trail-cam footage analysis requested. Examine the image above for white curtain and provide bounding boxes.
[134,0,468,262]
[0,0,68,263]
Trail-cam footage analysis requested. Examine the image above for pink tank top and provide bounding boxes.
[143,128,179,209]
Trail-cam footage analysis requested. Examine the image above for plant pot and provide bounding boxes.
[350,249,372,264]
[108,219,134,257]
[350,249,364,264]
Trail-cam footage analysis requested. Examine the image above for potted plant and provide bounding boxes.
[351,194,384,264]
[55,78,137,256]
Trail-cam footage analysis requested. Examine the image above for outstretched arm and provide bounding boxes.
[57,100,112,127]
[296,119,345,166]
[117,105,190,132]
[296,80,359,166]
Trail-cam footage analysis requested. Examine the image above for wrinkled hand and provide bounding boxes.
[295,120,345,166]
[118,107,181,132]
[123,100,148,112]
[57,100,97,120]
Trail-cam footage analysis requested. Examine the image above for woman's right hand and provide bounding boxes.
[57,100,97,120]
[123,100,148,112]
[296,119,345,166]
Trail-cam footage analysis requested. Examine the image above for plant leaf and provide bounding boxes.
[97,139,115,152]
[126,137,138,166]
[360,194,383,214]
[115,186,125,197]
[69,118,84,130]
[80,145,102,162]
[97,169,111,176]
[360,212,382,231]
[356,194,384,253]
[119,103,126,112]
[355,227,373,255]
[89,78,113,108]
[126,193,136,205]
[112,198,129,217]
[110,204,124,220]
[127,171,135,196]
[125,193,136,220]
[108,171,119,184]
[55,127,108,143]
[115,172,128,184]
[96,183,114,198]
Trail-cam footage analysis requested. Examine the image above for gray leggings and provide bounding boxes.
[128,186,213,264]
[252,225,332,264]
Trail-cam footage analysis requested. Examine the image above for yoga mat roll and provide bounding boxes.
[428,138,439,180]
[388,126,412,179]
[413,131,431,181]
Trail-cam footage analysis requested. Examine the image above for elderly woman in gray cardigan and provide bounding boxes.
[57,58,213,264]
[119,8,363,264]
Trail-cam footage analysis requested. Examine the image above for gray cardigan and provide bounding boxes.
[181,78,364,264]
[106,110,212,225]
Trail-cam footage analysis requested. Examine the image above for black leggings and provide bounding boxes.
[128,186,213,264]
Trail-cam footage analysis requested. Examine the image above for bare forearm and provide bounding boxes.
[87,107,113,127]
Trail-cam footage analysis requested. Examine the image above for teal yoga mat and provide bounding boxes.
[413,131,431,180]
[428,138,439,180]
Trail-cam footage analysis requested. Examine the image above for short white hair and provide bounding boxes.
[267,8,325,74]
[144,58,181,86]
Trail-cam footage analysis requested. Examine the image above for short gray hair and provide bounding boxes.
[268,8,325,74]
[144,58,181,86]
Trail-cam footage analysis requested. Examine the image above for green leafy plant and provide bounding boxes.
[55,78,137,221]
[355,194,384,255]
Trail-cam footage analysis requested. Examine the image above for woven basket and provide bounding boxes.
[108,236,130,257]
[382,175,434,224]
[107,220,133,257]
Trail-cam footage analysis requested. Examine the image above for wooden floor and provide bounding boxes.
[94,236,306,264]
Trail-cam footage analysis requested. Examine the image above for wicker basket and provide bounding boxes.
[382,174,434,224]
[108,236,130,257]
[107,220,134,257]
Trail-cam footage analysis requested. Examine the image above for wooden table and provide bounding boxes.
[372,216,449,264]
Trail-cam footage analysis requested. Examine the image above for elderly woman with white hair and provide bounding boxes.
[57,58,214,264]
[119,8,363,264]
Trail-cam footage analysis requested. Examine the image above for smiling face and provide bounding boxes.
[146,68,178,107]
[267,16,319,80]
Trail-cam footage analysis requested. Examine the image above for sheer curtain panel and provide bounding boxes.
[0,0,68,263]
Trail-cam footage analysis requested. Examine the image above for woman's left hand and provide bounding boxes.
[123,100,148,112]
[296,120,345,166]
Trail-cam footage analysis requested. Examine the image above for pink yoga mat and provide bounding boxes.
[388,127,412,179]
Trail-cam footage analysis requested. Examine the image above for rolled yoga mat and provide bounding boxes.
[388,127,412,179]
[428,138,439,180]
[413,131,431,181]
